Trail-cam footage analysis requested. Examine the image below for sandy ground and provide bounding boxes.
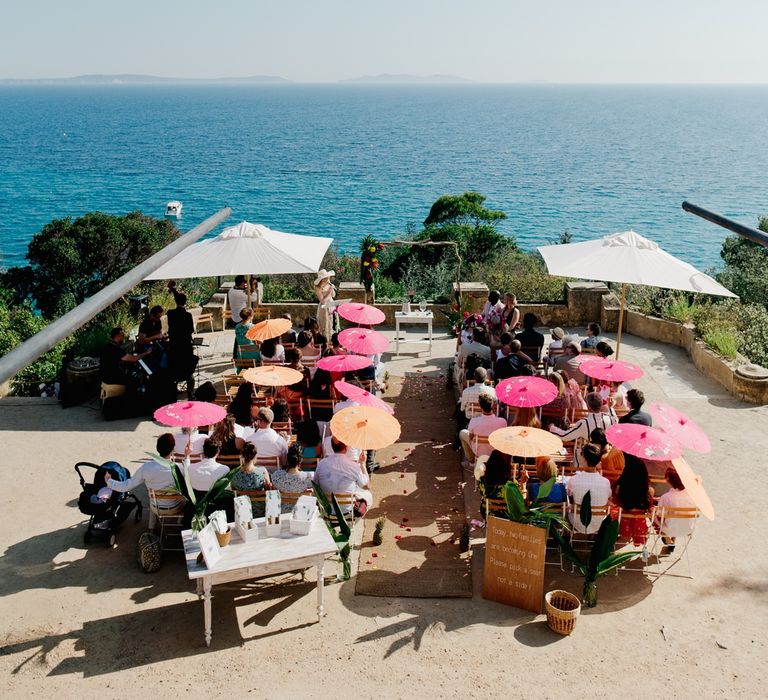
[1,328,767,699]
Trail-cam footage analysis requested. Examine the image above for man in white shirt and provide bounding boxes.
[550,392,616,443]
[188,439,229,492]
[227,275,256,327]
[107,433,183,526]
[313,437,372,515]
[459,367,496,418]
[246,407,288,465]
[459,393,507,464]
[567,443,611,534]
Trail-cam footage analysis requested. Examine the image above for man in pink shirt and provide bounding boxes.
[459,393,506,465]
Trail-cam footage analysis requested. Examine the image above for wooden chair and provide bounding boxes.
[237,343,261,360]
[218,454,241,468]
[357,379,374,393]
[148,488,186,551]
[300,456,319,472]
[173,452,202,463]
[581,346,599,355]
[307,397,335,420]
[261,357,285,366]
[223,374,244,391]
[234,489,267,507]
[272,420,293,434]
[232,357,258,373]
[471,434,491,457]
[465,401,482,418]
[214,393,230,407]
[648,506,700,579]
[253,307,271,322]
[194,312,214,333]
[484,496,508,519]
[282,342,296,350]
[256,456,281,472]
[324,492,358,527]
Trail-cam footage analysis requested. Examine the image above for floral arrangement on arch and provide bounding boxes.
[440,298,478,337]
[359,235,385,292]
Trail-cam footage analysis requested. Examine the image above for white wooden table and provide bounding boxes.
[182,517,337,646]
[395,311,433,356]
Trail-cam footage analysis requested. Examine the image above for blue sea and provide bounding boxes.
[1,84,767,271]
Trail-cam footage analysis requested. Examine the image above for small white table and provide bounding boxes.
[395,311,433,356]
[182,517,337,646]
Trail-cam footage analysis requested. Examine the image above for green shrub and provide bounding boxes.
[661,294,697,323]
[702,329,739,359]
[735,303,768,367]
[468,249,566,302]
[373,276,406,302]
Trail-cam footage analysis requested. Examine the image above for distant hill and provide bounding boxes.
[0,74,292,86]
[339,73,472,85]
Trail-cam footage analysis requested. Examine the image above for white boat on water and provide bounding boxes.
[165,200,183,217]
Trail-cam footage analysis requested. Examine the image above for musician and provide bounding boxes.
[166,282,198,399]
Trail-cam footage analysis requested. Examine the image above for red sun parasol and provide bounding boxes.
[316,354,373,373]
[154,401,226,428]
[605,423,682,461]
[338,327,388,355]
[337,302,386,326]
[334,380,394,414]
[495,376,558,408]
[580,358,644,382]
[649,402,711,453]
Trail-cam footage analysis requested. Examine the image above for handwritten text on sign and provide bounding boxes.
[482,517,546,613]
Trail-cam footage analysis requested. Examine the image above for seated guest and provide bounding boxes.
[188,439,229,492]
[567,443,611,534]
[231,442,272,493]
[550,392,617,442]
[194,380,218,404]
[106,433,184,524]
[553,340,587,385]
[590,427,625,481]
[315,333,329,356]
[280,314,297,345]
[495,332,513,361]
[271,396,291,425]
[459,366,496,419]
[297,330,320,361]
[174,426,206,455]
[513,406,540,429]
[546,326,566,365]
[595,340,614,359]
[260,337,285,364]
[619,389,653,426]
[304,316,320,339]
[654,467,697,545]
[581,322,602,349]
[296,420,323,463]
[246,407,288,466]
[459,393,507,465]
[211,414,243,457]
[329,332,344,355]
[614,453,654,545]
[229,381,257,434]
[278,348,310,420]
[307,368,335,422]
[515,313,545,361]
[458,326,492,367]
[494,339,532,380]
[272,443,313,511]
[555,369,587,413]
[313,437,372,516]
[540,373,569,430]
[474,449,513,519]
[527,456,567,503]
[234,308,260,362]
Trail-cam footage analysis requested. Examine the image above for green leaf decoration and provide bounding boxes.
[589,516,620,574]
[596,551,643,578]
[504,480,526,522]
[312,482,334,518]
[579,490,592,529]
[534,476,555,504]
[331,493,352,539]
[552,527,587,575]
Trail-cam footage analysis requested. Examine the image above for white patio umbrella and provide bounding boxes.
[537,230,736,357]
[145,221,333,279]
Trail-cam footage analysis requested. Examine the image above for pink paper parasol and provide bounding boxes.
[154,401,226,428]
[337,302,386,326]
[580,359,644,382]
[338,327,388,355]
[495,376,558,408]
[606,423,682,461]
[649,402,711,453]
[316,354,373,373]
[334,380,394,414]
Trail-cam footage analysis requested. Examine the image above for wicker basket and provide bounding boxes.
[544,589,581,636]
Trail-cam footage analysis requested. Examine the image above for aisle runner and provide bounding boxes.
[355,372,472,598]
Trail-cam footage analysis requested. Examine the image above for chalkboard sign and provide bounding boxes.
[482,517,547,613]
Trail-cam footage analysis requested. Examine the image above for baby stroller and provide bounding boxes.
[75,461,143,547]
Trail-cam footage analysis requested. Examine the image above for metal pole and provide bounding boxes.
[615,283,626,359]
[682,201,768,248]
[0,207,231,386]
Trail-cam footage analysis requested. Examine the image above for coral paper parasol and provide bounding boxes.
[241,365,304,387]
[488,426,563,458]
[245,318,293,342]
[330,405,401,450]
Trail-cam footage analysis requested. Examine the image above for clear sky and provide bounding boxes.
[2,0,767,83]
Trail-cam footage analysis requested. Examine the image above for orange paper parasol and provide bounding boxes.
[241,365,304,387]
[488,426,563,459]
[670,457,715,521]
[245,318,293,342]
[330,405,401,450]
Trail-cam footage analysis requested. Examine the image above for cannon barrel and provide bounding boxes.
[682,201,768,248]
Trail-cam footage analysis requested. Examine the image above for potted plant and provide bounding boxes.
[169,461,239,532]
[552,493,643,608]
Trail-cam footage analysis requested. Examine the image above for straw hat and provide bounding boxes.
[550,327,565,340]
[314,269,335,286]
